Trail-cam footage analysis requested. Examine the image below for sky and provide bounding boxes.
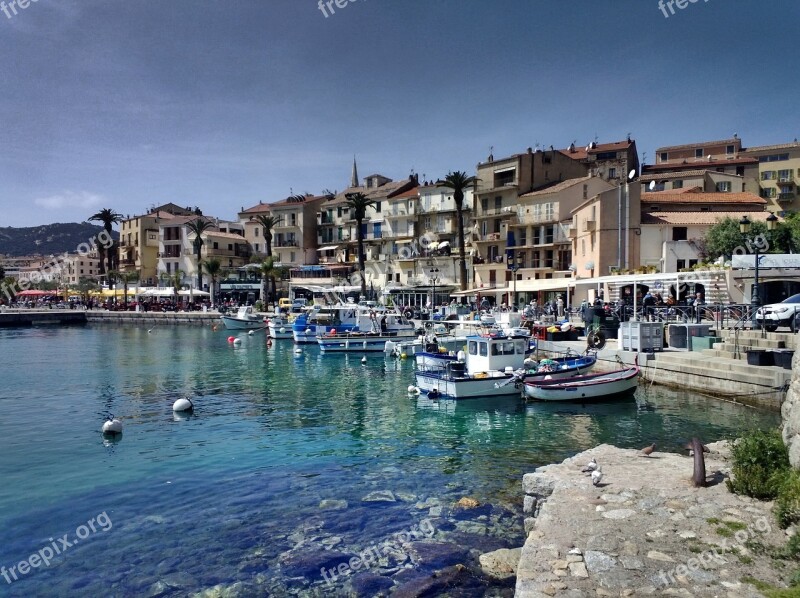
[0,0,798,227]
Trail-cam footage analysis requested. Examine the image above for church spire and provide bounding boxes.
[350,155,359,188]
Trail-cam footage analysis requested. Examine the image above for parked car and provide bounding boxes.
[756,293,800,332]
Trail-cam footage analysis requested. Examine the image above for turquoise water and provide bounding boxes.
[0,326,780,596]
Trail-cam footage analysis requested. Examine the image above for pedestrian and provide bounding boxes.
[693,292,704,323]
[557,296,565,319]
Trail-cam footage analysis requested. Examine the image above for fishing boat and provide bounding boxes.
[318,309,416,352]
[523,366,639,402]
[266,314,294,339]
[414,332,532,399]
[220,306,266,330]
[292,303,361,343]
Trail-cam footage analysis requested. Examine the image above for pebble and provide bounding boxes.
[646,550,674,562]
[569,562,588,577]
[602,509,636,520]
[677,530,697,539]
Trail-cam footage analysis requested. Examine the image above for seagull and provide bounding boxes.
[641,443,656,457]
[582,458,599,474]
[591,469,604,486]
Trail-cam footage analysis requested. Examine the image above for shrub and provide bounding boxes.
[726,429,791,500]
[776,470,800,529]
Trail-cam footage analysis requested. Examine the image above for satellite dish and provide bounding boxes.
[649,181,656,191]
[628,169,636,181]
[707,155,712,160]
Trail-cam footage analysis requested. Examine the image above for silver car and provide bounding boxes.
[755,293,800,332]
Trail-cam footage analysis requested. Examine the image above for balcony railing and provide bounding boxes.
[274,240,298,247]
[516,206,560,224]
[778,193,796,201]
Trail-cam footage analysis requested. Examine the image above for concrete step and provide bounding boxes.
[652,352,791,387]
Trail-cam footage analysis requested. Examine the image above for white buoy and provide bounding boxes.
[294,348,303,354]
[233,338,242,346]
[407,385,420,395]
[305,328,312,335]
[361,356,367,365]
[248,330,255,336]
[102,418,122,435]
[173,398,194,412]
[279,327,286,334]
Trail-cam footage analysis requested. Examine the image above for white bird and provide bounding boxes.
[582,458,599,474]
[591,469,604,486]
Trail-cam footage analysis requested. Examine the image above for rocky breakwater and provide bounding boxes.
[517,443,790,597]
[781,350,800,467]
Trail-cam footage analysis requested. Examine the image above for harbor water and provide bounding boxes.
[0,326,780,596]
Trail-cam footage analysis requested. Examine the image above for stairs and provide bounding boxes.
[641,329,794,410]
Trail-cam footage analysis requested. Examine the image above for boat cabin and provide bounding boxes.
[465,334,529,375]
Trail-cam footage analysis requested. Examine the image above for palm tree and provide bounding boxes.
[259,256,285,309]
[88,208,122,276]
[344,192,375,298]
[160,269,185,304]
[185,219,215,292]
[255,214,282,257]
[438,172,477,291]
[108,269,140,308]
[202,258,222,306]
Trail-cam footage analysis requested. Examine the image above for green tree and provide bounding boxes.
[255,214,282,257]
[344,192,376,298]
[75,277,100,302]
[185,219,215,292]
[202,258,222,305]
[160,269,185,303]
[259,256,286,309]
[703,217,767,261]
[88,209,122,275]
[437,171,477,291]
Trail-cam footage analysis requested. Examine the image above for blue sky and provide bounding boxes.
[0,0,797,226]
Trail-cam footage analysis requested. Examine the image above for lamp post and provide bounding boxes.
[508,252,523,309]
[429,266,440,314]
[740,213,778,327]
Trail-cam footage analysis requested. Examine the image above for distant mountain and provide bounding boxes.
[0,222,119,257]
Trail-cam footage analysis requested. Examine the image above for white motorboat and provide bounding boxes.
[523,366,639,402]
[266,314,294,339]
[220,306,266,330]
[414,331,531,399]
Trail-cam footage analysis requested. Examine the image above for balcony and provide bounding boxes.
[274,240,298,248]
[582,219,596,232]
[778,173,795,184]
[483,232,502,242]
[516,207,560,225]
[778,192,796,202]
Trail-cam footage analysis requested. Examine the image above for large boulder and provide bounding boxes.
[782,355,800,468]
[478,547,522,580]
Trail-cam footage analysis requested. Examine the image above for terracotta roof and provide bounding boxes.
[744,142,800,153]
[655,138,739,152]
[160,215,207,226]
[639,170,714,182]
[642,190,766,205]
[559,140,634,162]
[520,175,594,197]
[269,194,326,209]
[391,187,420,200]
[642,157,758,172]
[240,203,273,215]
[642,211,776,226]
[204,231,247,241]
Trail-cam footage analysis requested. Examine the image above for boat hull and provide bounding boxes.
[319,333,417,352]
[415,370,521,399]
[267,318,294,339]
[524,367,639,402]
[220,316,265,330]
[525,355,597,382]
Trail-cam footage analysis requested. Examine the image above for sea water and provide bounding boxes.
[0,326,780,596]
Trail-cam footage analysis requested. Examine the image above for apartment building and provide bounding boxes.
[639,188,766,273]
[237,202,273,258]
[118,203,196,285]
[268,194,327,267]
[742,141,800,213]
[639,170,745,194]
[559,138,640,184]
[472,147,586,291]
[644,136,760,197]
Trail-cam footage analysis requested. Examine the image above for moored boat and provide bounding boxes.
[221,306,266,330]
[266,314,294,339]
[523,366,639,402]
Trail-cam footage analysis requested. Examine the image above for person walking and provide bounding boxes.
[693,292,704,324]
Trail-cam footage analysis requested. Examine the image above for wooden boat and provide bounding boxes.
[523,366,639,402]
[266,315,294,339]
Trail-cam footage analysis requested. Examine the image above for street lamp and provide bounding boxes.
[428,267,440,313]
[508,252,523,309]
[739,213,778,309]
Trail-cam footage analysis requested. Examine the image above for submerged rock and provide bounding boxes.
[362,490,397,503]
[391,564,472,598]
[319,499,348,511]
[347,571,394,597]
[408,541,470,569]
[278,548,354,579]
[479,547,522,580]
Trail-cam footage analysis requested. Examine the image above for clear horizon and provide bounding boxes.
[1,0,797,227]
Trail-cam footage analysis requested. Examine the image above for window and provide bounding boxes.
[779,170,793,182]
[608,168,617,179]
[479,342,488,357]
[688,259,698,268]
[672,227,688,241]
[290,251,295,262]
[493,219,501,234]
[581,239,585,256]
[374,201,381,213]
[726,145,735,155]
[213,242,219,249]
[762,171,778,181]
[518,229,526,246]
[255,243,260,252]
[676,259,686,270]
[494,196,502,211]
[373,222,382,238]
[290,214,296,226]
[596,151,617,160]
[481,197,489,212]
[544,250,553,268]
[716,181,731,192]
[759,154,790,162]
[494,168,516,187]
[337,206,343,217]
[583,184,588,199]
[660,152,668,162]
[695,149,703,158]
[469,341,477,355]
[672,180,683,189]
[254,228,259,236]
[736,166,744,176]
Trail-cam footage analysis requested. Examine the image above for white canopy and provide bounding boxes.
[139,288,176,297]
[178,289,210,296]
[316,245,339,252]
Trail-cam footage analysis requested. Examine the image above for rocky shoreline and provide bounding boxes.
[515,442,792,597]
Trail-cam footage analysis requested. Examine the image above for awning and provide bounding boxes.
[395,239,414,244]
[493,166,516,174]
[178,289,210,297]
[449,286,512,297]
[316,245,339,252]
[514,279,575,292]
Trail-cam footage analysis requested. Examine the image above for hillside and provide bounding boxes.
[0,222,119,257]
